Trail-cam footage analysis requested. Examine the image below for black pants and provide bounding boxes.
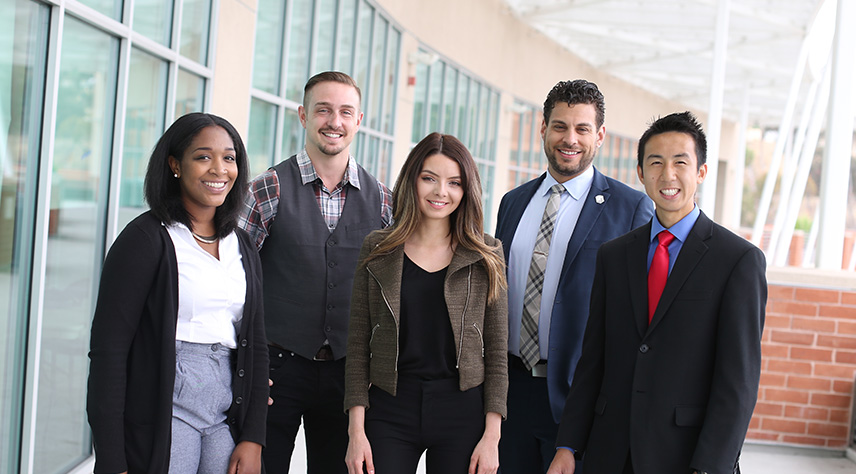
[366,376,484,474]
[499,355,559,474]
[264,347,348,474]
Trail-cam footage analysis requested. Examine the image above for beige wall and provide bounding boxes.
[210,0,258,138]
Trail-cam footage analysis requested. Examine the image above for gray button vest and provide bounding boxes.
[259,156,383,360]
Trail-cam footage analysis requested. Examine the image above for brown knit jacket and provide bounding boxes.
[344,230,509,418]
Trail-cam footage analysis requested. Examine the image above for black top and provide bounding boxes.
[398,253,457,379]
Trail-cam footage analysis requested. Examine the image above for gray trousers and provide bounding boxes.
[169,341,236,474]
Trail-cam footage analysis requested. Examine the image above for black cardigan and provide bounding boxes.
[86,211,268,474]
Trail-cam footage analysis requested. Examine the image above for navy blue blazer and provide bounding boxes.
[495,167,653,421]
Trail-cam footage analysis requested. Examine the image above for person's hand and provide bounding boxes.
[467,434,499,474]
[345,430,374,474]
[227,441,262,474]
[546,448,576,474]
[268,378,274,405]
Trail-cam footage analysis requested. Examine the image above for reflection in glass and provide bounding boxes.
[180,0,211,65]
[77,0,122,21]
[315,0,337,74]
[280,108,304,160]
[367,16,387,130]
[353,0,372,93]
[441,66,457,133]
[35,17,118,474]
[133,0,173,46]
[247,98,277,178]
[119,49,168,230]
[285,0,312,102]
[0,1,47,470]
[175,68,205,117]
[382,29,399,135]
[411,63,427,142]
[336,0,357,72]
[427,62,443,134]
[456,74,469,141]
[253,0,286,95]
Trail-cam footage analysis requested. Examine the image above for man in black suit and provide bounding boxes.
[548,111,766,474]
[495,79,653,472]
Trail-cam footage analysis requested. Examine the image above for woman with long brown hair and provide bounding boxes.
[344,132,507,474]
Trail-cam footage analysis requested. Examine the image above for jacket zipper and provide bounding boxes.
[369,323,380,358]
[473,323,484,357]
[456,266,472,369]
[366,267,399,372]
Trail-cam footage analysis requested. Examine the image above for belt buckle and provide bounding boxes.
[531,362,547,378]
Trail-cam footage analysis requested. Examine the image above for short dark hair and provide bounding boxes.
[637,111,707,170]
[543,79,605,128]
[144,112,249,238]
[303,71,361,107]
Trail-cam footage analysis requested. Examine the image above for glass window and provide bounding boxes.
[367,15,386,130]
[411,62,428,142]
[175,68,205,117]
[426,62,442,135]
[441,66,457,132]
[314,0,337,73]
[0,1,48,470]
[35,16,119,474]
[335,0,357,72]
[247,98,278,178]
[456,74,469,140]
[179,0,212,65]
[133,0,173,46]
[280,108,304,161]
[252,0,287,95]
[285,0,312,102]
[77,0,123,21]
[382,28,399,135]
[118,48,168,229]
[353,0,372,92]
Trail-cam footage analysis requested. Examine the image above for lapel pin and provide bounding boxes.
[595,195,604,204]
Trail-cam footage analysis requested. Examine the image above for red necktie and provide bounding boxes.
[648,231,675,323]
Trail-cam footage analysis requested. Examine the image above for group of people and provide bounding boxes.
[86,70,766,474]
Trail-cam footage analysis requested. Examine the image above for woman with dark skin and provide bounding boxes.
[87,113,268,474]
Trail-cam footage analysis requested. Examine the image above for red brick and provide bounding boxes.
[771,301,818,317]
[753,402,784,416]
[764,315,792,328]
[749,416,761,429]
[811,393,851,408]
[761,343,789,358]
[828,439,850,448]
[795,288,840,304]
[765,388,810,404]
[770,330,815,345]
[792,317,836,333]
[784,405,829,420]
[790,347,833,362]
[760,373,787,387]
[814,363,856,379]
[767,359,812,375]
[835,350,856,364]
[746,430,781,441]
[807,422,848,437]
[841,291,856,306]
[830,409,850,423]
[781,435,827,447]
[832,380,853,394]
[769,285,795,300]
[761,418,806,433]
[837,321,856,334]
[817,335,856,349]
[787,375,831,391]
[818,304,856,319]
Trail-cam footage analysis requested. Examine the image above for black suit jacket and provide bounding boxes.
[495,168,653,420]
[556,211,766,474]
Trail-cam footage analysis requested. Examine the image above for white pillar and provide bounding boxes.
[727,89,750,230]
[816,0,856,269]
[698,0,730,219]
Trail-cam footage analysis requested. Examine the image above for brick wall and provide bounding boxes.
[748,281,856,448]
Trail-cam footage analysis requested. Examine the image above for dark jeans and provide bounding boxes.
[366,376,485,474]
[264,347,348,474]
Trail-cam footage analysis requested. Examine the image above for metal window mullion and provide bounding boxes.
[280,0,294,96]
[105,35,132,245]
[205,0,221,111]
[331,0,343,70]
[308,0,321,76]
[376,20,389,133]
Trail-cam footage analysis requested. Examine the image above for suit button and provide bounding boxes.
[237,369,245,377]
[328,283,335,289]
[235,397,243,405]
[229,418,237,425]
[639,344,649,353]
[240,339,248,347]
[328,262,335,268]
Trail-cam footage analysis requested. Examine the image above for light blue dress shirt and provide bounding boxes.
[508,166,594,360]
[646,204,701,274]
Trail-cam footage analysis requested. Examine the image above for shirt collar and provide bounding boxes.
[650,204,700,244]
[296,148,362,190]
[540,165,594,201]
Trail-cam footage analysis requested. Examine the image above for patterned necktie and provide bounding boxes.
[647,230,675,323]
[520,184,564,370]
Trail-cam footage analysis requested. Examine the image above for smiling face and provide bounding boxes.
[298,80,363,160]
[637,131,707,228]
[168,125,237,220]
[416,153,464,223]
[541,102,605,183]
